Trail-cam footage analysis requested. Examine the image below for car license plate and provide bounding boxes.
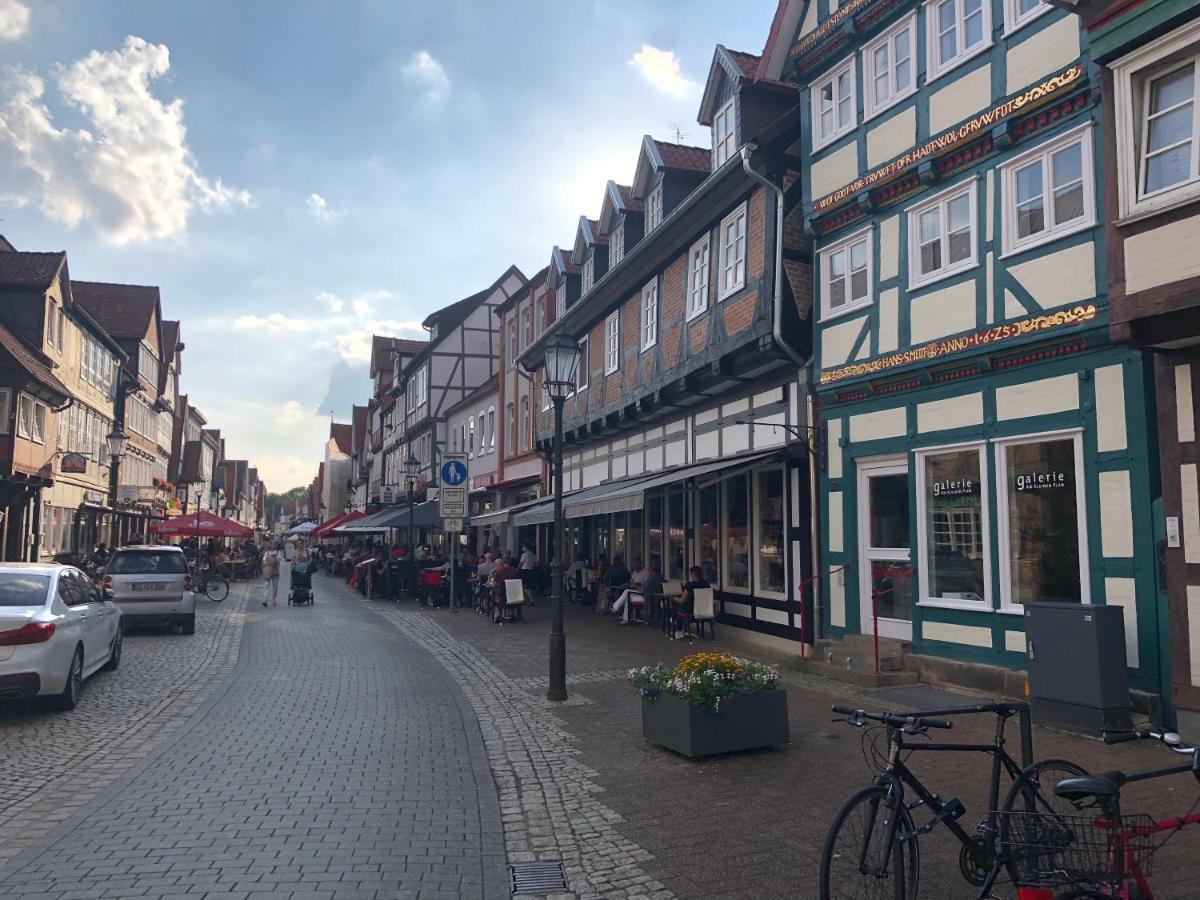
[131,583,167,592]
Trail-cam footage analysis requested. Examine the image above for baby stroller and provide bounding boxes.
[288,560,314,606]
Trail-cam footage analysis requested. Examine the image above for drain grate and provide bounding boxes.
[510,861,568,895]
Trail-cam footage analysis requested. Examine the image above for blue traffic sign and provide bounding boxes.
[441,459,468,486]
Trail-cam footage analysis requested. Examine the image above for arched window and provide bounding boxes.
[507,403,515,456]
[520,397,530,452]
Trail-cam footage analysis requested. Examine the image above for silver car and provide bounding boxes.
[0,564,123,710]
[104,545,195,634]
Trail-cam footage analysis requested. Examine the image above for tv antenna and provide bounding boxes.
[669,122,690,144]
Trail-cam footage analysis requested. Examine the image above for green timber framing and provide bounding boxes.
[776,0,1170,703]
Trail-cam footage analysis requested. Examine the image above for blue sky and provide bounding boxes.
[0,0,778,490]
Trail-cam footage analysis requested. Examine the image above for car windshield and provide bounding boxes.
[0,573,51,606]
[109,552,188,575]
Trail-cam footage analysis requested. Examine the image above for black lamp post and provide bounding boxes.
[541,331,581,703]
[106,424,128,546]
[403,452,420,558]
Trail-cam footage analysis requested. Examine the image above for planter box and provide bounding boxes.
[641,689,789,758]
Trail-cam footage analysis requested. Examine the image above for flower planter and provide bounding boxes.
[641,688,789,758]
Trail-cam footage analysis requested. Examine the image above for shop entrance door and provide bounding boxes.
[857,456,913,642]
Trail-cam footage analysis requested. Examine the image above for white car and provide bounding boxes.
[104,545,195,634]
[0,564,123,710]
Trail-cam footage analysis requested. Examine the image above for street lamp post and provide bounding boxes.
[106,425,128,547]
[404,453,420,600]
[541,332,582,703]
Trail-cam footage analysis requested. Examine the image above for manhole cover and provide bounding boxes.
[510,861,568,895]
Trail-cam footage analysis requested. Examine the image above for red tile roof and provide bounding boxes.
[72,281,159,340]
[161,320,180,354]
[653,140,711,173]
[330,422,352,455]
[726,48,762,78]
[0,324,70,398]
[0,251,67,291]
[616,184,644,213]
[587,218,608,246]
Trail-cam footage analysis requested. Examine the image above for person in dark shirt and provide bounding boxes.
[671,566,710,641]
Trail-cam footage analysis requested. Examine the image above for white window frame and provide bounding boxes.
[478,413,487,454]
[863,13,918,120]
[641,280,658,351]
[712,98,736,168]
[999,123,1096,258]
[610,221,625,266]
[604,311,620,375]
[646,184,663,231]
[819,225,874,321]
[718,202,748,300]
[811,56,857,151]
[751,465,788,600]
[582,255,595,292]
[577,336,590,391]
[925,0,993,84]
[994,428,1089,614]
[686,234,712,321]
[555,283,566,320]
[0,388,12,435]
[1112,21,1200,220]
[906,178,979,290]
[487,406,496,451]
[520,307,531,349]
[1003,0,1051,35]
[914,441,991,611]
[508,318,518,368]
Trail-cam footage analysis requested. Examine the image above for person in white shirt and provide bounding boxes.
[518,544,536,570]
[610,558,649,624]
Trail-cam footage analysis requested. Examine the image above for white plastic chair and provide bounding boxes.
[691,587,716,640]
[504,578,526,622]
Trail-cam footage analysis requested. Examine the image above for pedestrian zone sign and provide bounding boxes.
[440,455,468,487]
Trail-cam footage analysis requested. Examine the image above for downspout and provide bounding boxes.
[740,143,823,649]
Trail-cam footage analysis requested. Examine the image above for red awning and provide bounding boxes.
[312,511,352,538]
[148,510,254,539]
[327,510,368,535]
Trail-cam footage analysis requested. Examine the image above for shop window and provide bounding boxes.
[907,180,978,289]
[755,469,787,596]
[613,512,627,562]
[628,509,643,571]
[697,482,721,585]
[647,496,663,575]
[724,474,751,592]
[1000,125,1095,256]
[667,490,685,581]
[917,445,989,607]
[998,433,1087,608]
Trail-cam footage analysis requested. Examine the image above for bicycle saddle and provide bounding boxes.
[1055,773,1125,802]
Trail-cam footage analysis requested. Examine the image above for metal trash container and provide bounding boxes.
[1024,602,1132,735]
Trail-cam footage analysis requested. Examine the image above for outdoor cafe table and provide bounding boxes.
[219,559,253,581]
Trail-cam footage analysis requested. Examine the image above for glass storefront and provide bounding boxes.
[647,496,663,574]
[756,469,786,595]
[920,446,986,604]
[667,489,685,580]
[724,474,751,590]
[697,482,721,584]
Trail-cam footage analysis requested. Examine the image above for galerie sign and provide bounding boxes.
[1016,470,1069,492]
[812,64,1085,215]
[931,476,977,498]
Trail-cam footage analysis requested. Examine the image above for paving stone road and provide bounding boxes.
[0,566,507,900]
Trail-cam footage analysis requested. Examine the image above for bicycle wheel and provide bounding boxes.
[999,758,1089,884]
[819,784,919,900]
[204,575,229,602]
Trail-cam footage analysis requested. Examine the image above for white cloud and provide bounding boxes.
[317,291,344,314]
[306,191,341,221]
[0,0,29,40]
[0,36,249,244]
[627,45,699,98]
[275,400,309,428]
[400,50,451,105]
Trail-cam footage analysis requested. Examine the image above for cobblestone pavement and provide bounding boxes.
[358,583,1199,900]
[0,582,249,867]
[0,566,507,900]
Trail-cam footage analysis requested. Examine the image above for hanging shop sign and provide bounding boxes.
[812,64,1085,215]
[819,303,1097,385]
[60,453,88,474]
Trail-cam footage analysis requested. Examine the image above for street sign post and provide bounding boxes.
[443,517,463,533]
[439,453,468,519]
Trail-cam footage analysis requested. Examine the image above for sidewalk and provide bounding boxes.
[337,577,1196,900]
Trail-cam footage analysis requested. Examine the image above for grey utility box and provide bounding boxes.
[1024,602,1132,735]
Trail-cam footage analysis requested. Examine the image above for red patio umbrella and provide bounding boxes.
[329,510,368,535]
[148,510,254,539]
[313,511,352,538]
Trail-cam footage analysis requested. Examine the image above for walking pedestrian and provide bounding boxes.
[261,542,282,607]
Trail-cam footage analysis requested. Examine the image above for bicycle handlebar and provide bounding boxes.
[832,705,953,731]
[1104,727,1196,754]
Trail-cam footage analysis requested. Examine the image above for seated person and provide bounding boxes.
[474,552,496,582]
[610,559,659,624]
[671,566,710,640]
[488,556,519,623]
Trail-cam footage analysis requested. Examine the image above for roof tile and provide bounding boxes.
[0,251,66,291]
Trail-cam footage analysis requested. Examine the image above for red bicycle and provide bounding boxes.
[1005,726,1200,899]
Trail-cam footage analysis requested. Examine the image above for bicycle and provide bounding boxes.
[1002,726,1200,899]
[819,701,1088,899]
[192,566,229,602]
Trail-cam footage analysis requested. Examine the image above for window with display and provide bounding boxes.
[999,434,1086,608]
[724,474,750,591]
[697,482,721,585]
[667,489,685,581]
[755,469,786,596]
[918,445,988,605]
[647,496,664,576]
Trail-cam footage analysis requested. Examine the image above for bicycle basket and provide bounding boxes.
[999,811,1156,887]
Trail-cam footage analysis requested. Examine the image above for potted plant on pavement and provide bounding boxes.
[629,652,789,758]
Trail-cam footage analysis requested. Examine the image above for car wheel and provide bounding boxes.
[181,616,195,635]
[51,647,83,711]
[101,629,122,671]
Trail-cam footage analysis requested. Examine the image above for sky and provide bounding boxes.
[0,0,779,491]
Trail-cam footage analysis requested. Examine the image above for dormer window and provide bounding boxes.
[646,184,664,231]
[610,221,625,266]
[713,99,736,168]
[555,282,566,319]
[582,255,595,292]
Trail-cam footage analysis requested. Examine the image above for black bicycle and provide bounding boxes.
[819,701,1087,900]
[193,566,229,602]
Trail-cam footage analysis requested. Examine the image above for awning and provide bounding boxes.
[339,500,445,532]
[318,510,367,537]
[335,508,395,533]
[288,520,318,535]
[511,496,558,526]
[472,496,550,527]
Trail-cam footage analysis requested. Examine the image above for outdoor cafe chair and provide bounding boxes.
[657,580,683,632]
[503,578,526,623]
[691,587,717,641]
